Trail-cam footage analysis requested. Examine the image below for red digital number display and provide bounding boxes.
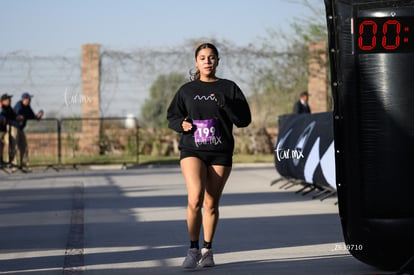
[356,17,413,53]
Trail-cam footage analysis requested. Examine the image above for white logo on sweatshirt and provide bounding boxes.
[193,95,215,101]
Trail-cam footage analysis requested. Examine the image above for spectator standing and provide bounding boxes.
[293,91,311,114]
[0,94,22,171]
[0,96,7,167]
[13,92,43,172]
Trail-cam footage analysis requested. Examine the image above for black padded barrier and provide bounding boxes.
[325,0,414,270]
[274,112,336,193]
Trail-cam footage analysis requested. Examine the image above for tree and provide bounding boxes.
[140,72,187,129]
[248,0,328,128]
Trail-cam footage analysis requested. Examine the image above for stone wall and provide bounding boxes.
[308,41,328,113]
[81,44,101,154]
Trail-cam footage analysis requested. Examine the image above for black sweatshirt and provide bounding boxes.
[0,105,18,131]
[167,79,251,154]
[14,100,36,129]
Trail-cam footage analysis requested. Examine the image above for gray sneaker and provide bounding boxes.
[199,248,215,268]
[182,248,201,269]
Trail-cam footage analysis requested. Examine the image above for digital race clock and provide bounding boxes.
[355,17,414,53]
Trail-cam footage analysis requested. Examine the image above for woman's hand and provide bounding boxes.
[182,117,193,132]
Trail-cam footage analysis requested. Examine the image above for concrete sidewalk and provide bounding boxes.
[0,164,383,274]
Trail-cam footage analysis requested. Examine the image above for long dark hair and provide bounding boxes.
[190,43,219,81]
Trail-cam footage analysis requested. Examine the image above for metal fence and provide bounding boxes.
[2,117,139,169]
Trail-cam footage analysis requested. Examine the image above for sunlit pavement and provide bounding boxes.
[0,164,383,274]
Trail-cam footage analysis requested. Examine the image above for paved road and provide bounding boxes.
[0,164,384,274]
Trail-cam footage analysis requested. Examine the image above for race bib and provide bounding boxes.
[193,119,221,144]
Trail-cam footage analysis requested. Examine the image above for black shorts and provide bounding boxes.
[180,150,232,167]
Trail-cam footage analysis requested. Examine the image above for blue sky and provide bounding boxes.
[0,0,325,117]
[0,0,324,55]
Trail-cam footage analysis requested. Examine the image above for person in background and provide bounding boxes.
[0,94,22,171]
[0,96,7,168]
[12,92,43,172]
[167,43,251,269]
[293,91,311,114]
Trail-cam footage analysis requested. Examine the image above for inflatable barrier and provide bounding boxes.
[274,112,336,199]
[325,0,414,270]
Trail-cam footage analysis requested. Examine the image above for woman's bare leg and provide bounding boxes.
[202,165,232,244]
[180,157,207,242]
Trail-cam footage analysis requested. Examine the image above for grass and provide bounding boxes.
[27,153,274,167]
[233,153,274,164]
[138,153,274,166]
